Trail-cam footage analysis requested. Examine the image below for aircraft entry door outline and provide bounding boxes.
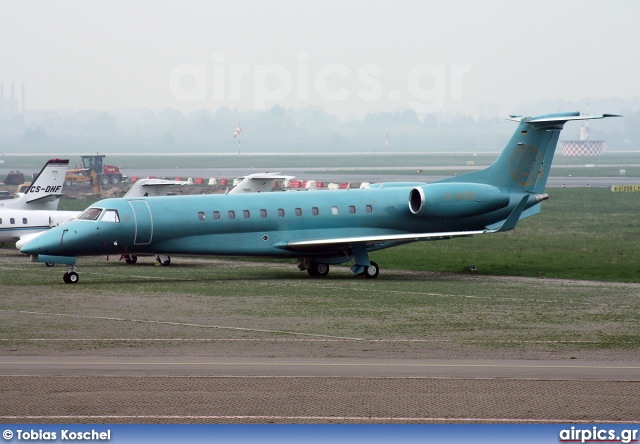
[129,200,153,245]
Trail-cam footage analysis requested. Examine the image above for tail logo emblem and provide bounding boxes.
[510,144,543,187]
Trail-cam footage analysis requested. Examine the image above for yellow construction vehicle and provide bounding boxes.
[65,154,126,187]
[63,168,103,196]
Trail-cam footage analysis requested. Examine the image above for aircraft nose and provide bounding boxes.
[19,236,42,255]
[19,230,61,255]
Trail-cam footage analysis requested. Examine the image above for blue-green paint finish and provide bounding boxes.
[21,112,620,276]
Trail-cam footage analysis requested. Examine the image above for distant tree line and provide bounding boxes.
[0,100,637,153]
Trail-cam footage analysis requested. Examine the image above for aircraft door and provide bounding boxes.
[129,200,153,244]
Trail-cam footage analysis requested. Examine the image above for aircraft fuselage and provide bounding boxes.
[22,184,524,260]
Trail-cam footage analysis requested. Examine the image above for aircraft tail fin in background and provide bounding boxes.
[0,159,69,210]
[437,112,621,193]
[124,178,188,198]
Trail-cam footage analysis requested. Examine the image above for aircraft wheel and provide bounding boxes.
[156,255,171,266]
[63,272,69,283]
[307,262,329,277]
[110,175,120,185]
[364,261,380,279]
[67,271,79,284]
[124,255,138,265]
[314,263,330,277]
[45,262,55,268]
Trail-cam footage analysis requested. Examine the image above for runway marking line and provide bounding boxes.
[0,309,363,341]
[2,308,637,345]
[0,337,633,344]
[1,360,639,370]
[0,415,636,424]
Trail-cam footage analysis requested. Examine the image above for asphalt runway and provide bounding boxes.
[119,167,636,188]
[1,356,639,380]
[1,357,639,424]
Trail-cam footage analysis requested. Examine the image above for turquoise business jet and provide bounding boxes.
[20,112,619,284]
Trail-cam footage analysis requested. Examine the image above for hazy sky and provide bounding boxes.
[1,0,639,118]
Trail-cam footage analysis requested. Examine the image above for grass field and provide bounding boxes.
[1,185,639,357]
[1,252,639,356]
[55,187,640,282]
[372,187,640,282]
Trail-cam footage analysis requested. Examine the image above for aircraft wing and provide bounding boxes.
[277,194,529,252]
[277,229,495,252]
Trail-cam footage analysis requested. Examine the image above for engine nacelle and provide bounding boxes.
[408,183,510,220]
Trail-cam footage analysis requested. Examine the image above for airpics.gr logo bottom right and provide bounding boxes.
[559,426,638,443]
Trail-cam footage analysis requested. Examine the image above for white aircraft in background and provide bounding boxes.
[12,178,185,250]
[228,172,294,194]
[0,158,69,211]
[0,158,75,245]
[128,178,187,197]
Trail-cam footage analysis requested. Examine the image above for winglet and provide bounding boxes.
[489,195,529,232]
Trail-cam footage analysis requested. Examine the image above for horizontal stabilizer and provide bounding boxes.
[507,112,622,129]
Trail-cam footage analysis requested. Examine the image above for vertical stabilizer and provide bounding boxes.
[0,159,69,210]
[437,112,620,193]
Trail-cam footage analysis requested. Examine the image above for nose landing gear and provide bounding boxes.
[63,265,79,284]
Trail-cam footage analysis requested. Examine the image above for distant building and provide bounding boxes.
[561,115,607,156]
[0,83,24,119]
[562,140,607,156]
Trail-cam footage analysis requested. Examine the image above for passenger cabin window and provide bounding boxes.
[295,208,302,216]
[366,205,373,214]
[331,206,339,215]
[10,218,15,224]
[78,207,103,221]
[0,218,2,224]
[260,209,267,218]
[198,212,206,220]
[278,208,285,217]
[243,210,250,219]
[213,211,221,220]
[349,206,356,214]
[22,218,28,224]
[101,210,120,223]
[312,207,319,216]
[228,210,236,219]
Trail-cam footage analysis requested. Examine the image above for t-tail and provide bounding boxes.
[0,159,69,210]
[437,112,621,193]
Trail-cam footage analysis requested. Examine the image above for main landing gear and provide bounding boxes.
[362,261,380,279]
[124,254,137,264]
[156,255,171,266]
[121,255,171,266]
[306,261,330,277]
[299,258,380,279]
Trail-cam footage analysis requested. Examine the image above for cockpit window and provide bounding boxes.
[101,210,120,223]
[78,207,103,221]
